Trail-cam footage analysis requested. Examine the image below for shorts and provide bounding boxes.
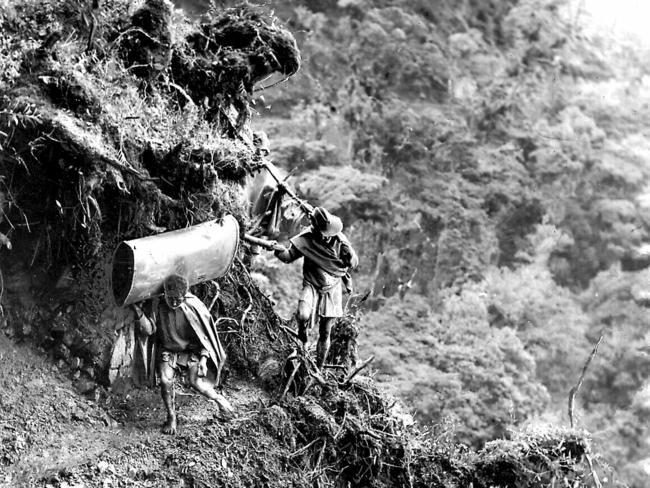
[299,281,343,319]
[160,350,200,370]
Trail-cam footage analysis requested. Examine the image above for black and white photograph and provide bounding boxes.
[1,0,649,486]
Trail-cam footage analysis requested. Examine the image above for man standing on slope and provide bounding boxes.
[133,274,234,434]
[273,207,359,369]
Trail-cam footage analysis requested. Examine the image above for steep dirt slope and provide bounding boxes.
[0,332,302,488]
[0,1,608,486]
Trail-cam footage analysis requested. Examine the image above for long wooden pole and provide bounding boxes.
[242,233,277,250]
[261,161,313,216]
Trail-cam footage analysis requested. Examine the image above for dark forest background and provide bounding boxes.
[175,0,650,484]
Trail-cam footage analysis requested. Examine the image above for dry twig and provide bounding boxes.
[342,356,375,387]
[585,454,603,488]
[208,281,221,312]
[281,358,300,401]
[568,333,605,428]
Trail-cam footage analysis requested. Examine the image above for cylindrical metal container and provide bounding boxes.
[111,215,240,306]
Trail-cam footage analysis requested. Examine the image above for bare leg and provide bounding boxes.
[316,317,336,370]
[159,361,177,434]
[296,300,311,347]
[187,364,234,417]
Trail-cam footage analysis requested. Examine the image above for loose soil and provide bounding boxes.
[0,331,297,488]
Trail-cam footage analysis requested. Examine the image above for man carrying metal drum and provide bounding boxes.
[133,274,233,434]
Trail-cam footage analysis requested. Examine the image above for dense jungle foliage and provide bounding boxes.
[1,0,648,485]
[179,0,650,485]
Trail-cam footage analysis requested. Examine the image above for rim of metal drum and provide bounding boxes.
[111,241,135,307]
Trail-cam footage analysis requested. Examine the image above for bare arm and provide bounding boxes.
[274,243,302,263]
[132,303,155,336]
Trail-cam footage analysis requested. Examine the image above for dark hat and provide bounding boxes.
[311,207,343,237]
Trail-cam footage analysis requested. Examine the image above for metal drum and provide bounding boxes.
[111,215,240,306]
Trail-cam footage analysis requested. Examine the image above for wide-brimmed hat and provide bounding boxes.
[311,207,343,237]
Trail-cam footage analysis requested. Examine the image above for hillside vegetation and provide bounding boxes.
[0,0,648,486]
[239,0,650,485]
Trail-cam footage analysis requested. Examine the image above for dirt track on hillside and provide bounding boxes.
[0,333,298,488]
